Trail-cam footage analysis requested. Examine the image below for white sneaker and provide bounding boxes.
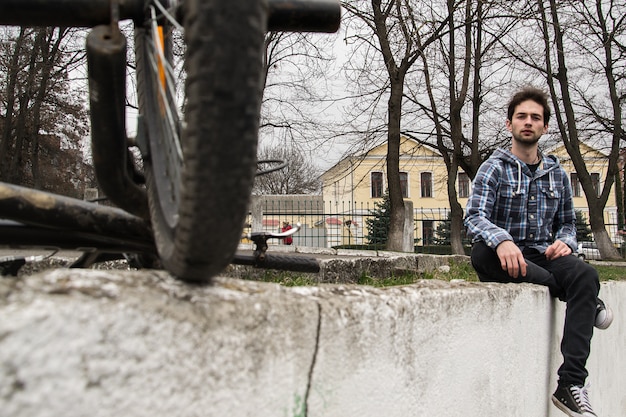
[552,384,597,417]
[595,298,613,330]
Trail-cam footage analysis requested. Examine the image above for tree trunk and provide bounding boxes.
[615,172,623,234]
[1,28,27,181]
[30,28,65,188]
[446,160,465,255]
[386,76,405,252]
[10,94,30,183]
[9,29,44,184]
[369,0,408,252]
[445,0,472,255]
[542,0,621,260]
[589,209,619,259]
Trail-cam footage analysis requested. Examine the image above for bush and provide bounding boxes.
[365,192,391,245]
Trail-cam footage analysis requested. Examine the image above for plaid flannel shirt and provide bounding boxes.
[464,148,577,253]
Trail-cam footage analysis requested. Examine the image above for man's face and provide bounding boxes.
[506,99,548,145]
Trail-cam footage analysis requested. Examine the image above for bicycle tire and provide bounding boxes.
[135,0,266,281]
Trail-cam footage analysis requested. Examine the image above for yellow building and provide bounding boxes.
[321,136,619,245]
[321,137,454,245]
[322,137,451,206]
[550,142,619,241]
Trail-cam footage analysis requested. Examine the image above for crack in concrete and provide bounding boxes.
[303,301,321,417]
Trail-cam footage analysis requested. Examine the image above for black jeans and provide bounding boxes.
[470,241,600,385]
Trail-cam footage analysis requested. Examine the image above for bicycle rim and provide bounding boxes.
[137,1,183,227]
[136,0,265,281]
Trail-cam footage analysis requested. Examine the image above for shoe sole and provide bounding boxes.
[551,395,586,417]
[596,306,614,330]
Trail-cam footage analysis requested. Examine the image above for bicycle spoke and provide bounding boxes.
[152,0,184,32]
[148,4,183,162]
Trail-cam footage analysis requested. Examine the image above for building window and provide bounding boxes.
[591,173,600,197]
[458,172,470,198]
[571,173,581,197]
[423,220,434,245]
[400,172,408,198]
[421,172,433,198]
[371,172,383,198]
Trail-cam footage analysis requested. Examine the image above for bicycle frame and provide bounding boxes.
[0,0,341,32]
[0,0,340,214]
[0,0,336,274]
[0,182,319,273]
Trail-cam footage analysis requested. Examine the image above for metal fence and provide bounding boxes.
[579,210,625,246]
[245,198,625,254]
[245,199,379,249]
[245,198,457,253]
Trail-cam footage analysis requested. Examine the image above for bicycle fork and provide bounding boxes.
[86,24,149,219]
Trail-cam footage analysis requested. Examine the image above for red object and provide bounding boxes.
[282,224,293,245]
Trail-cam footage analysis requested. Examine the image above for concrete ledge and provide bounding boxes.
[1,269,623,417]
[230,248,469,284]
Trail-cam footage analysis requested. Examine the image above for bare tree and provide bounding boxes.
[466,0,626,259]
[0,27,91,196]
[1,27,27,177]
[260,31,337,154]
[253,145,321,195]
[535,0,623,259]
[341,0,448,251]
[332,0,623,256]
[401,0,521,254]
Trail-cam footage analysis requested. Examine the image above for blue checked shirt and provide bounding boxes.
[464,148,577,253]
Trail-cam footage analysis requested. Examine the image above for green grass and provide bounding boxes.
[357,260,480,287]
[417,260,480,282]
[594,264,626,281]
[357,272,424,287]
[249,260,625,287]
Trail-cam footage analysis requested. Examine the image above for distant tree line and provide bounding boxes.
[0,27,93,198]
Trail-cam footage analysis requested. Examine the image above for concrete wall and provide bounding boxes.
[1,270,624,417]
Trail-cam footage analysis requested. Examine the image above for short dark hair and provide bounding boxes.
[507,87,551,125]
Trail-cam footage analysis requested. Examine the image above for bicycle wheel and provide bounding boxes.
[135,0,266,281]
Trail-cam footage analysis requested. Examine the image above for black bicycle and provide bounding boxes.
[0,0,339,280]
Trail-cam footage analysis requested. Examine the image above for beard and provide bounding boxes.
[512,133,540,146]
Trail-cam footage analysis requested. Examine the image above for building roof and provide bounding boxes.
[321,136,442,181]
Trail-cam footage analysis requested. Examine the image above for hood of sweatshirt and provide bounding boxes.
[490,147,561,195]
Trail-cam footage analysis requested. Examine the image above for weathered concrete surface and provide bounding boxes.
[228,249,468,283]
[1,266,624,417]
[1,270,319,417]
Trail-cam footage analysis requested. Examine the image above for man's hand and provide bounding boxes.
[545,240,572,260]
[496,240,527,278]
